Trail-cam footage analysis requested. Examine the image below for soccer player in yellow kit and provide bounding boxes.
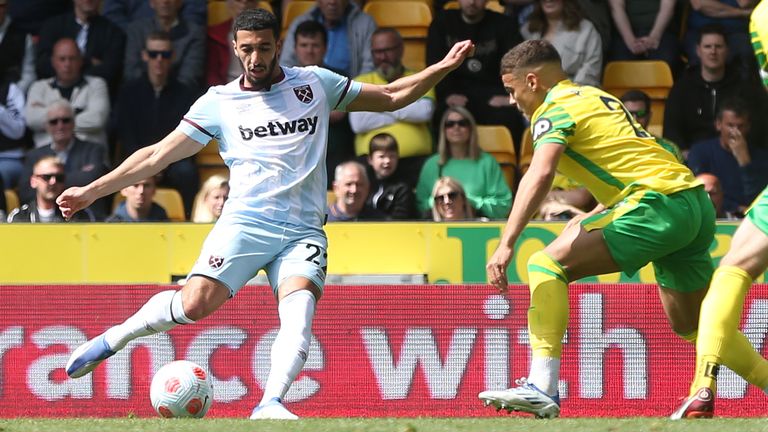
[477,40,716,418]
[670,2,768,419]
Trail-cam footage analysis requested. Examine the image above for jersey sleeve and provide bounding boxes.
[530,105,575,150]
[176,88,222,145]
[308,66,363,112]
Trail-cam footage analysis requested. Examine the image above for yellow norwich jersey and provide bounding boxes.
[530,80,699,207]
[352,69,435,157]
[751,1,768,87]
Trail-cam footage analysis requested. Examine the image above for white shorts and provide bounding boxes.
[187,217,328,296]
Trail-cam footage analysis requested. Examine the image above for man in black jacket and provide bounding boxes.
[113,30,199,217]
[8,155,94,222]
[664,24,768,151]
[18,99,106,215]
[35,0,126,96]
[426,0,524,145]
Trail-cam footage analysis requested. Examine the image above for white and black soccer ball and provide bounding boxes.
[150,360,213,418]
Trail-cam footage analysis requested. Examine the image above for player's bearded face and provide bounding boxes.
[235,30,281,89]
[244,52,278,88]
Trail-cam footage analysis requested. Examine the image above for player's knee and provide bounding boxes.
[181,279,230,321]
[181,297,209,321]
[527,251,569,292]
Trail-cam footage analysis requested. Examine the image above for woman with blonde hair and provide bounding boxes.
[431,177,476,222]
[415,106,512,219]
[191,175,229,223]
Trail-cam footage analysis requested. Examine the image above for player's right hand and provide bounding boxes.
[439,40,475,72]
[486,245,514,294]
[56,186,95,220]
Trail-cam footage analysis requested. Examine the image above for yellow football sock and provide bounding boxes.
[527,251,569,359]
[691,266,768,393]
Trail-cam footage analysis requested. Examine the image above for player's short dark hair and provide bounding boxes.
[620,89,651,109]
[717,97,750,120]
[500,40,561,76]
[233,8,279,40]
[369,133,399,154]
[697,23,728,45]
[294,20,327,46]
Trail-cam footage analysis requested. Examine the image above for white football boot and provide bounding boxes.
[478,377,561,419]
[250,397,299,420]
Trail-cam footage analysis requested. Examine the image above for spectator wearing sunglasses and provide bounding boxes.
[122,0,205,89]
[430,176,480,222]
[17,99,106,214]
[26,38,110,150]
[415,106,512,219]
[113,30,199,217]
[8,155,94,222]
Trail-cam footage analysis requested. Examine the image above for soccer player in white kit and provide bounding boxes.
[58,8,475,419]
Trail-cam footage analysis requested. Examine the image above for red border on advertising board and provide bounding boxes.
[1,284,766,418]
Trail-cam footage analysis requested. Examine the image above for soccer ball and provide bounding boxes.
[149,360,213,418]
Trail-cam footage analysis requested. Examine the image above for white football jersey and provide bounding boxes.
[177,66,362,229]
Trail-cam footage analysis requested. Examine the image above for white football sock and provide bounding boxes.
[259,290,316,405]
[104,290,194,350]
[527,356,560,396]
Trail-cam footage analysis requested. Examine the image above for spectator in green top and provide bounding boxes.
[415,106,513,219]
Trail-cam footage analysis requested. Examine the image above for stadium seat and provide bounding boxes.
[518,128,533,175]
[208,1,273,27]
[476,125,516,189]
[197,139,224,166]
[153,188,187,222]
[4,189,18,213]
[366,0,434,13]
[282,0,315,35]
[197,139,227,184]
[363,1,432,39]
[112,187,187,222]
[326,190,336,204]
[402,39,426,70]
[198,165,230,185]
[208,1,230,26]
[443,0,505,13]
[601,60,674,134]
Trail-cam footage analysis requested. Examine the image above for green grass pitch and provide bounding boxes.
[2,418,768,432]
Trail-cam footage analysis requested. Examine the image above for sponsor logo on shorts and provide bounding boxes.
[208,255,225,270]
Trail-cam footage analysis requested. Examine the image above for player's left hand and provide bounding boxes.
[486,245,513,293]
[439,40,475,72]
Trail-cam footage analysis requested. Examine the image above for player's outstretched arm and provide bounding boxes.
[57,130,203,219]
[346,40,475,113]
[487,143,564,292]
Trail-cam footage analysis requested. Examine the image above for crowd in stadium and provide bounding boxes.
[0,0,764,223]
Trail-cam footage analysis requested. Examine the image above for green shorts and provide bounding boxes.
[747,186,768,236]
[582,186,715,292]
